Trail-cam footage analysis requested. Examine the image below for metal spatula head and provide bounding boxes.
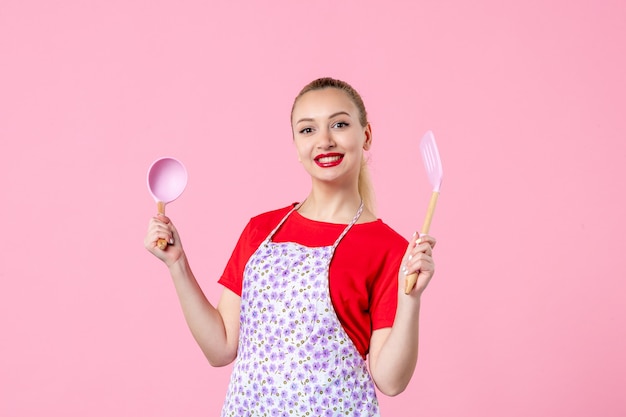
[420,130,443,192]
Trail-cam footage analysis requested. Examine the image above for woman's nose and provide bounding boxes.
[317,129,335,149]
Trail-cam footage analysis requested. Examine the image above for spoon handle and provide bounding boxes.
[157,201,168,250]
[404,191,439,294]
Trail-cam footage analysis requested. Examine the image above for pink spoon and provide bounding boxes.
[147,157,188,249]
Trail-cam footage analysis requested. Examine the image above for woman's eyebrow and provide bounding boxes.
[328,111,351,119]
[295,111,352,125]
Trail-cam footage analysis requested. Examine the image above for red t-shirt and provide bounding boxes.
[218,204,408,358]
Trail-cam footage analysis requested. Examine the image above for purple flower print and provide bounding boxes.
[351,390,361,402]
[346,379,356,390]
[275,338,284,350]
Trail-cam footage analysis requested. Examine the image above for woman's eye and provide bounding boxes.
[333,122,349,128]
[299,127,313,134]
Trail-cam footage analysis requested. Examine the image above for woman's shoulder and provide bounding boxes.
[248,203,299,227]
[351,218,408,252]
[361,218,406,239]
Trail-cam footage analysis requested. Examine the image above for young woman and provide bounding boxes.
[144,77,436,416]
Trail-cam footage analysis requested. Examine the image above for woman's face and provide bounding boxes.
[291,88,371,186]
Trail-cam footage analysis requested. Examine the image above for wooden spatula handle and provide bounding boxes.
[156,201,168,250]
[404,191,439,294]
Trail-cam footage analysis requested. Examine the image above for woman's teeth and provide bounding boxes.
[317,155,341,163]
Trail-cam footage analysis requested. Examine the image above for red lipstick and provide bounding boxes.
[314,153,344,168]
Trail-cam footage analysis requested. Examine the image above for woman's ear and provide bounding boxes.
[363,123,373,150]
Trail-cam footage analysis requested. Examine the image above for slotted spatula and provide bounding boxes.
[404,130,443,294]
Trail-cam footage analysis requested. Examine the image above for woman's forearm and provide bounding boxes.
[370,294,422,396]
[168,255,239,366]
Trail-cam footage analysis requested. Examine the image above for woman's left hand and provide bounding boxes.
[401,233,436,296]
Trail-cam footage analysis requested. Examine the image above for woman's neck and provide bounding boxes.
[297,185,374,224]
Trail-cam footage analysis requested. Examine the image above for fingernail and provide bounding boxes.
[169,238,174,245]
[408,255,413,261]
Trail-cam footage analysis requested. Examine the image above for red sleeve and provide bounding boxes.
[324,221,407,357]
[217,221,253,296]
[369,239,406,331]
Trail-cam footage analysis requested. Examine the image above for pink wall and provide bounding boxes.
[1,1,625,416]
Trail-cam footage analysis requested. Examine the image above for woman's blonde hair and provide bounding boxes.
[291,77,376,214]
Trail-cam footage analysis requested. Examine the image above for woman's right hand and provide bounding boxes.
[144,214,185,267]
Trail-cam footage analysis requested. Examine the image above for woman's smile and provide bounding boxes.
[314,153,344,167]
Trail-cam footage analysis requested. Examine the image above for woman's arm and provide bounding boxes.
[368,234,436,396]
[145,214,240,367]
